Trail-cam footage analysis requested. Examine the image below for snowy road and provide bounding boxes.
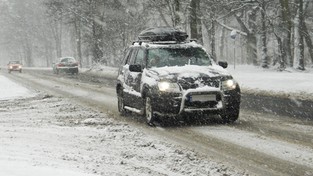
[2,69,313,176]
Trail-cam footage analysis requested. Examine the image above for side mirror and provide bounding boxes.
[129,64,142,72]
[218,61,228,69]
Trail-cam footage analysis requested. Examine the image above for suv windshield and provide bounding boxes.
[9,61,20,64]
[147,47,211,68]
[61,58,75,63]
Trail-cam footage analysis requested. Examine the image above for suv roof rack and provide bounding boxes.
[132,40,190,46]
[137,27,188,42]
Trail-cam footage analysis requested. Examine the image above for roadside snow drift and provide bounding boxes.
[0,74,247,176]
[0,75,35,100]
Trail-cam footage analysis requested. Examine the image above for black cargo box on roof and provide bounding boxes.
[138,27,188,42]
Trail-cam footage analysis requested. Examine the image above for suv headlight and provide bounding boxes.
[158,82,180,92]
[222,79,237,91]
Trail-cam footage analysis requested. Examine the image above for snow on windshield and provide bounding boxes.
[147,47,211,68]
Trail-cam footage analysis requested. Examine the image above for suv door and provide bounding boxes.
[123,47,146,110]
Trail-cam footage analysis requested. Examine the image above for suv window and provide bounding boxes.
[128,48,138,65]
[134,49,145,67]
[61,58,68,62]
[9,61,20,64]
[147,47,212,68]
[123,49,132,65]
[60,58,75,63]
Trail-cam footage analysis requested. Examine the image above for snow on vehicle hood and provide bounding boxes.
[146,64,230,81]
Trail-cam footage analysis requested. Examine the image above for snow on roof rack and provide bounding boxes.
[137,27,188,42]
[132,40,185,45]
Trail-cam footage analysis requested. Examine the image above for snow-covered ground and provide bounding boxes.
[0,76,98,176]
[0,75,246,176]
[1,64,313,175]
[228,65,313,100]
[0,75,36,100]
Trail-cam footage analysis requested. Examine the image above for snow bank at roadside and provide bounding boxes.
[228,65,313,100]
[0,75,36,100]
[81,65,118,79]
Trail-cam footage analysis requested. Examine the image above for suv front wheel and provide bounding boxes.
[145,96,156,125]
[221,104,240,123]
[117,90,127,115]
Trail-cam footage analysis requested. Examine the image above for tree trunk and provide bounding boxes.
[75,17,82,68]
[210,19,216,61]
[260,1,269,68]
[44,40,53,67]
[234,9,258,65]
[219,20,226,61]
[274,34,286,70]
[279,0,293,67]
[189,0,202,43]
[302,1,313,64]
[303,22,313,64]
[169,0,180,27]
[24,38,33,67]
[90,1,104,64]
[246,34,258,65]
[156,6,170,27]
[293,0,305,70]
[51,19,62,58]
[247,8,258,65]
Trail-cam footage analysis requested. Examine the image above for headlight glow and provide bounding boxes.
[158,82,180,92]
[222,79,237,91]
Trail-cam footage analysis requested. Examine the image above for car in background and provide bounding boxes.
[116,27,241,125]
[53,57,79,74]
[8,61,22,73]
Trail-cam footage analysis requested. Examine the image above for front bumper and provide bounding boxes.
[57,66,78,72]
[8,67,22,71]
[151,87,240,116]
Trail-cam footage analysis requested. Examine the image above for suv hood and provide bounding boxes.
[146,65,231,89]
[148,65,230,80]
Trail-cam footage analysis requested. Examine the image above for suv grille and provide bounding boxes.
[178,77,220,90]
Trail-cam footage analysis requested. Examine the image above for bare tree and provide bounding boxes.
[279,0,293,67]
[293,0,305,70]
[260,0,269,68]
[0,0,53,66]
[189,0,202,43]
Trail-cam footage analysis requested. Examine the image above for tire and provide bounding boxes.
[19,70,22,73]
[56,69,59,74]
[144,96,156,125]
[221,104,240,124]
[8,70,11,73]
[117,89,127,115]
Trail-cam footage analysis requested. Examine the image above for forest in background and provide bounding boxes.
[0,0,312,71]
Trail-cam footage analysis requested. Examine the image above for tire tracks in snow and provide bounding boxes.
[5,70,313,176]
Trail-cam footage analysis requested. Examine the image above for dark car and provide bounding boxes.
[53,57,79,74]
[116,27,241,125]
[8,61,22,73]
